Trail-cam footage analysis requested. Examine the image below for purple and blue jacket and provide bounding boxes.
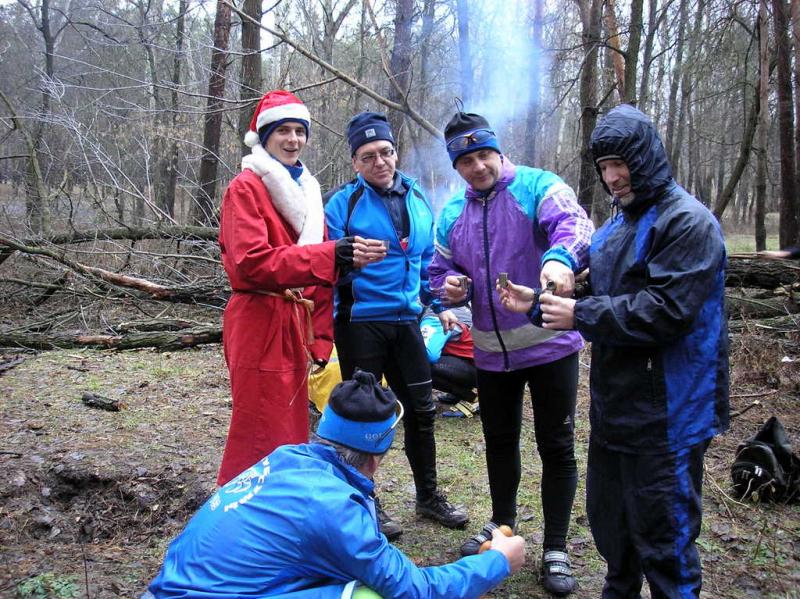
[429,159,593,372]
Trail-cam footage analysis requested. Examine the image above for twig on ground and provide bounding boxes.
[730,390,777,399]
[730,400,763,419]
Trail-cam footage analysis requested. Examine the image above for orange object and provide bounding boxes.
[478,525,514,553]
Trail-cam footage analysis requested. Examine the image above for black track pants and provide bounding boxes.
[476,352,579,550]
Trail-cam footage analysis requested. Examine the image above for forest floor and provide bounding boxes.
[1,331,799,598]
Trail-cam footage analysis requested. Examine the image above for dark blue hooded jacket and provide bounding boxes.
[574,105,729,453]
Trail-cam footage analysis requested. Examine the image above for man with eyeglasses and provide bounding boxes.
[429,112,593,596]
[143,370,526,598]
[324,112,468,541]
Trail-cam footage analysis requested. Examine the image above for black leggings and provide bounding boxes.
[431,354,477,399]
[476,352,579,551]
[334,320,439,501]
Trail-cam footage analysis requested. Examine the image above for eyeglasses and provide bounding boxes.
[374,401,405,446]
[446,128,496,152]
[356,147,396,165]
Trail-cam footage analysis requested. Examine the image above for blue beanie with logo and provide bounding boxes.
[347,112,395,156]
[317,369,401,454]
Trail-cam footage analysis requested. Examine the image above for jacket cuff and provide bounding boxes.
[542,247,576,271]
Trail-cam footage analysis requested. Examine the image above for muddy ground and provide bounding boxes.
[1,330,799,598]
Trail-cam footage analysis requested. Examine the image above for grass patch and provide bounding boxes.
[725,233,780,254]
[15,573,80,599]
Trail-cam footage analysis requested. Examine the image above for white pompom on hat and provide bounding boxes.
[244,90,311,148]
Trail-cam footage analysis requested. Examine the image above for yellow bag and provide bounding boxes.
[308,348,387,412]
[308,348,344,413]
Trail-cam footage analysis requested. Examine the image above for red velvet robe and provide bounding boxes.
[217,169,336,485]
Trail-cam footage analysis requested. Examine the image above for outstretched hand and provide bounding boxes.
[440,275,470,305]
[540,260,575,297]
[498,280,536,313]
[539,293,577,330]
[489,527,526,574]
[438,309,459,332]
[352,236,387,269]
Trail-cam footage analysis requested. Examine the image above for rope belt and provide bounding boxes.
[233,288,316,347]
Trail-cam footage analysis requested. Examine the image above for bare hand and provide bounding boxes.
[539,293,576,329]
[540,260,575,297]
[352,236,387,268]
[498,280,536,313]
[489,527,526,574]
[441,275,469,305]
[438,309,459,332]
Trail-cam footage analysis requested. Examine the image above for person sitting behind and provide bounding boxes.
[420,305,477,405]
[143,370,525,599]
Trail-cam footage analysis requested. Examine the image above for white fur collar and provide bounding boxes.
[241,144,324,245]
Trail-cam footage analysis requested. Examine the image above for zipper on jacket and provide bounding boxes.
[647,357,657,403]
[481,194,510,370]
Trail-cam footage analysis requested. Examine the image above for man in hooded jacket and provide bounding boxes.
[500,104,729,598]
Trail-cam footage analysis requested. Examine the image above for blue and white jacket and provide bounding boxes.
[575,104,730,453]
[146,444,508,598]
[324,173,435,323]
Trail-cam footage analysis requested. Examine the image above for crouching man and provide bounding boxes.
[143,370,525,598]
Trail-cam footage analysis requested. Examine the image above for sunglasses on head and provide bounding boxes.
[446,129,496,152]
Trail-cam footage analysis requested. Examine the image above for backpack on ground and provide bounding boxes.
[731,416,800,504]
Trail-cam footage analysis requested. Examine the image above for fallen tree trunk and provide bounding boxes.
[726,294,798,319]
[726,255,800,288]
[728,314,799,334]
[0,327,221,351]
[0,226,218,267]
[19,226,218,247]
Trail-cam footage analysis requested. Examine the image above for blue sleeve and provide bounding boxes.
[420,314,453,362]
[575,206,726,346]
[311,494,509,599]
[324,184,353,242]
[429,196,471,306]
[416,185,437,307]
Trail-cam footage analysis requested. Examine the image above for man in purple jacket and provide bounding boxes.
[429,112,593,596]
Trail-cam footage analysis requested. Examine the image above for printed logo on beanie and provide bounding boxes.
[365,128,376,138]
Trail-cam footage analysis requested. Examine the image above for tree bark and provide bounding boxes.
[726,255,800,288]
[161,0,187,220]
[711,79,761,218]
[456,0,474,106]
[12,225,218,248]
[576,0,604,221]
[792,0,800,241]
[624,0,644,105]
[672,0,704,176]
[638,0,660,109]
[193,0,232,226]
[755,0,770,251]
[664,0,688,158]
[0,328,221,351]
[237,0,262,158]
[386,0,414,144]
[603,0,626,101]
[772,0,800,246]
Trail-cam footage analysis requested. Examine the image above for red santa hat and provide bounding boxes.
[243,90,311,148]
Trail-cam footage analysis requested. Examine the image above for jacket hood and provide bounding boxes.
[590,104,673,210]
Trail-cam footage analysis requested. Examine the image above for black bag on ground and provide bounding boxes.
[731,416,800,503]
